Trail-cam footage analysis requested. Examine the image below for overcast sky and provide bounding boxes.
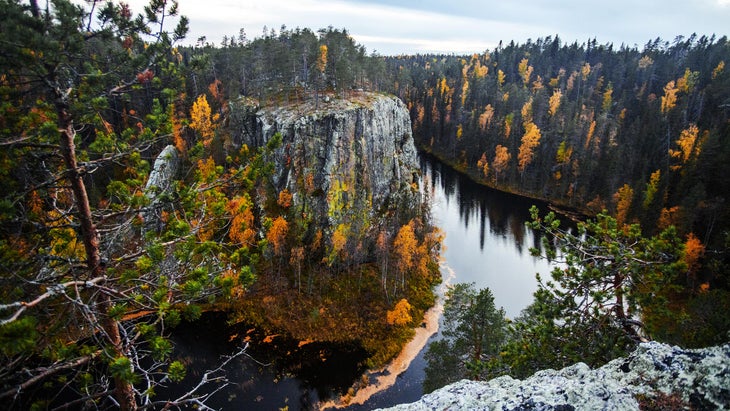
[127,0,730,55]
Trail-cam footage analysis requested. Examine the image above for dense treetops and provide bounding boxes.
[380,36,730,314]
[185,25,388,104]
[385,36,729,246]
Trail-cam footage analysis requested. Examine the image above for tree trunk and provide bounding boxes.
[56,103,138,410]
[613,272,638,341]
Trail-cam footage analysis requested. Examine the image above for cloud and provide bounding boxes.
[101,0,730,55]
[355,35,497,55]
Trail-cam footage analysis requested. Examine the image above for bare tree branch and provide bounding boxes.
[0,351,101,401]
[0,277,106,326]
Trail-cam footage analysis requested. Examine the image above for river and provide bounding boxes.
[341,154,555,409]
[168,154,555,410]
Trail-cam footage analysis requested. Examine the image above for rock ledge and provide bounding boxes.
[380,342,730,410]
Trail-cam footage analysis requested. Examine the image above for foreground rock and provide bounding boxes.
[381,342,730,410]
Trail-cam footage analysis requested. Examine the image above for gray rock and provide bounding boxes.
[380,342,730,410]
[229,93,419,233]
[143,144,179,233]
[145,145,179,195]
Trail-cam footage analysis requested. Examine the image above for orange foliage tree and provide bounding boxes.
[393,221,419,293]
[267,216,289,257]
[493,145,511,184]
[386,298,413,326]
[227,196,256,246]
[613,183,634,227]
[683,233,705,287]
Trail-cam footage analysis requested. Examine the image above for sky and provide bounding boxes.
[124,0,730,55]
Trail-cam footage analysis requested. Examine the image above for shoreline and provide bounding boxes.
[320,263,456,409]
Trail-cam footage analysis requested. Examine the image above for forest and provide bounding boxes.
[386,36,730,245]
[386,36,730,390]
[1,0,729,409]
[0,1,439,409]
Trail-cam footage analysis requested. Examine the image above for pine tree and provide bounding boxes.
[0,1,248,408]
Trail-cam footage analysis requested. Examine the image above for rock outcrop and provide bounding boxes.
[229,92,419,234]
[143,144,179,233]
[381,342,730,410]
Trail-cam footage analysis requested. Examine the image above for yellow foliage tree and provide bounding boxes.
[518,122,541,173]
[638,55,654,70]
[712,60,725,80]
[461,77,469,106]
[518,58,533,87]
[661,80,678,115]
[520,97,533,124]
[658,206,682,230]
[532,75,544,92]
[190,94,217,148]
[497,69,506,88]
[669,124,703,169]
[474,61,488,78]
[171,108,186,153]
[581,62,591,80]
[438,77,451,96]
[394,222,418,273]
[317,44,328,73]
[386,298,412,326]
[676,68,698,93]
[548,89,562,116]
[196,156,219,183]
[602,84,613,112]
[642,170,661,209]
[613,183,634,227]
[567,71,577,91]
[555,141,573,164]
[328,223,349,265]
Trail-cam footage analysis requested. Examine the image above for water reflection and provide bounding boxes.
[167,155,558,411]
[421,154,554,319]
[354,155,557,409]
[166,313,367,410]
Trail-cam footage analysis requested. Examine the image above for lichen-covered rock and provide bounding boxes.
[145,145,179,195]
[229,93,419,233]
[143,144,179,233]
[380,342,730,410]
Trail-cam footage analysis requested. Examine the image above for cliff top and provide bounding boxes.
[238,91,398,122]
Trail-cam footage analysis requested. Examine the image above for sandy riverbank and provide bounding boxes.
[320,263,456,409]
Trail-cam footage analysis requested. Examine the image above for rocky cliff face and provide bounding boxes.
[229,93,419,234]
[381,342,730,410]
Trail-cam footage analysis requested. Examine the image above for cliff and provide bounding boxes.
[380,342,730,410]
[229,92,420,235]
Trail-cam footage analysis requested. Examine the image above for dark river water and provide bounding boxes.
[169,154,555,410]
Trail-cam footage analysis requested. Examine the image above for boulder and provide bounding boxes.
[381,342,730,410]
